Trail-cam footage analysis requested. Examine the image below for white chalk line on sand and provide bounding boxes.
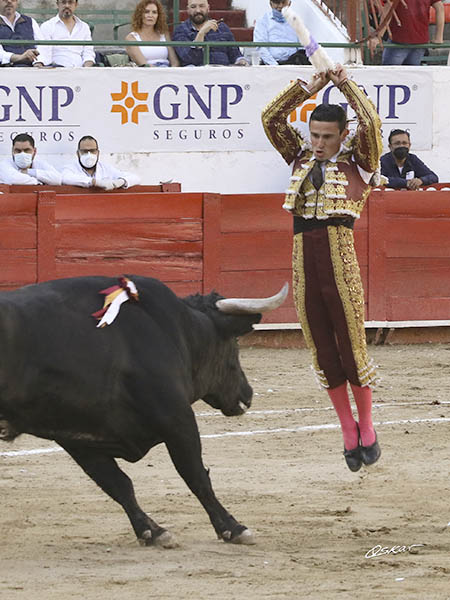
[1,417,450,458]
[196,400,450,418]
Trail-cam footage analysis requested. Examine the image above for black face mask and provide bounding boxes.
[393,146,409,160]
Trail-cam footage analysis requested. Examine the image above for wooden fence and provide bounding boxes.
[0,186,449,325]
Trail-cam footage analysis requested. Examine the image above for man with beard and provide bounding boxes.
[0,0,42,66]
[61,136,141,190]
[0,133,61,185]
[381,129,438,190]
[35,0,95,67]
[173,0,248,66]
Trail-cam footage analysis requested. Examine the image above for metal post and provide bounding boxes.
[173,0,180,27]
[204,42,210,65]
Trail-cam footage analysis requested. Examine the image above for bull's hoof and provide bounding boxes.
[222,528,256,545]
[0,420,18,441]
[138,529,179,549]
[153,530,179,549]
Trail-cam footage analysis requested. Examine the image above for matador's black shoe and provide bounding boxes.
[343,445,363,472]
[360,432,381,466]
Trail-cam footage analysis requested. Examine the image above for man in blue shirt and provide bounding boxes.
[173,0,248,66]
[381,129,439,189]
[253,0,307,66]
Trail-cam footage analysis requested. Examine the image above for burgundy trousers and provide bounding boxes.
[292,225,377,389]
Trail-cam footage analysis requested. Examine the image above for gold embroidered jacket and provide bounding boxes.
[261,79,383,219]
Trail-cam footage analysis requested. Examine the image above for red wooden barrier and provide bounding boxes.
[0,187,449,324]
[0,192,37,290]
[54,191,203,297]
[0,183,181,194]
[369,190,450,321]
[212,190,450,324]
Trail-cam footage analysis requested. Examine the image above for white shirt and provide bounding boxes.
[129,32,169,66]
[0,12,44,65]
[61,160,141,188]
[0,156,62,185]
[253,11,301,65]
[38,15,95,67]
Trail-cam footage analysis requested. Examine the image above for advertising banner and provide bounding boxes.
[0,66,433,155]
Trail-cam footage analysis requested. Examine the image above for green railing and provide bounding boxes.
[1,39,449,66]
[21,3,182,39]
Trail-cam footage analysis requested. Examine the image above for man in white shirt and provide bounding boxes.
[62,136,141,189]
[253,0,307,66]
[35,0,95,67]
[0,133,62,185]
[0,0,43,66]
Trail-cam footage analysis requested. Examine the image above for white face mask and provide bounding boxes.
[79,152,98,169]
[13,152,33,169]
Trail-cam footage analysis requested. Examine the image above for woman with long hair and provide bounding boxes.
[125,0,179,67]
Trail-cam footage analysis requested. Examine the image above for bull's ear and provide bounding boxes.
[213,312,262,338]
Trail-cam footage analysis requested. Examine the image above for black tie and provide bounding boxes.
[311,160,324,190]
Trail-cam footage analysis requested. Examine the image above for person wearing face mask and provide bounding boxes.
[61,136,141,190]
[0,133,62,185]
[380,129,438,190]
[253,0,308,66]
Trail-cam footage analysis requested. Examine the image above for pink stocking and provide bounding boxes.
[350,384,376,446]
[327,383,359,450]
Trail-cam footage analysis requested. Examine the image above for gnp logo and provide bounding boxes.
[290,83,415,124]
[110,80,244,125]
[0,85,74,122]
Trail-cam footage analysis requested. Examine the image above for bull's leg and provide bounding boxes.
[163,414,255,545]
[60,444,176,548]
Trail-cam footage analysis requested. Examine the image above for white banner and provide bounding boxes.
[0,66,434,155]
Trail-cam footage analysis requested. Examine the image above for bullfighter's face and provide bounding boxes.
[309,119,348,161]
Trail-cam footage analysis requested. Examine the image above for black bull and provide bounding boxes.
[0,276,287,547]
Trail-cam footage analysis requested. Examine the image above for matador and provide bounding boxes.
[262,65,383,471]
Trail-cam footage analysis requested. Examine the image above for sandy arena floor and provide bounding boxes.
[1,344,450,600]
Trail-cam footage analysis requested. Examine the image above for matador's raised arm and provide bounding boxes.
[337,79,383,173]
[261,79,312,165]
[262,77,383,173]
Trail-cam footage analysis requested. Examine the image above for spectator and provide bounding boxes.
[173,0,248,66]
[34,0,95,68]
[0,133,62,185]
[0,0,43,66]
[253,0,308,66]
[369,0,444,65]
[62,136,141,190]
[125,0,179,67]
[381,129,439,189]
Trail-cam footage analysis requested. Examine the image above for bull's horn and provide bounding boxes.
[216,283,289,315]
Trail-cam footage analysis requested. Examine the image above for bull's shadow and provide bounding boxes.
[0,275,287,547]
